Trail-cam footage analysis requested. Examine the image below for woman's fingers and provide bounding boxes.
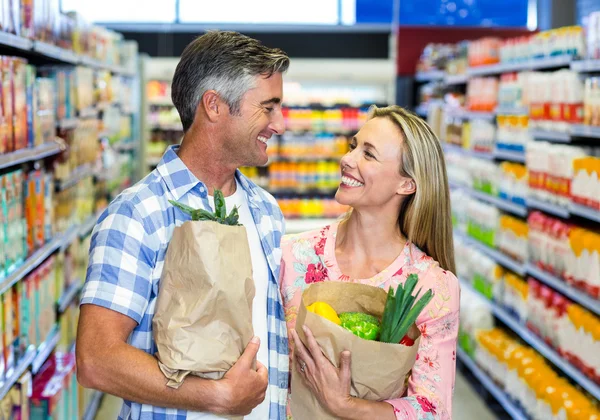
[302,325,326,368]
[291,329,315,374]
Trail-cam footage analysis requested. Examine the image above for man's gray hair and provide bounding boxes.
[171,31,290,132]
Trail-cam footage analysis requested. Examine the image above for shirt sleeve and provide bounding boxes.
[80,199,158,324]
[384,269,461,420]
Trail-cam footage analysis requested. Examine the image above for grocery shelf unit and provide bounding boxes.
[0,22,142,419]
[422,53,600,413]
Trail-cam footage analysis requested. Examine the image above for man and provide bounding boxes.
[76,31,290,420]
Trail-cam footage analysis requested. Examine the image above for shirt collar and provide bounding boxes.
[157,145,258,201]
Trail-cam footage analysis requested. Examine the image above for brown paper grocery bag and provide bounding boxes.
[153,220,255,388]
[290,282,420,420]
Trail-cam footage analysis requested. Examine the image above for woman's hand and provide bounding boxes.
[290,325,354,417]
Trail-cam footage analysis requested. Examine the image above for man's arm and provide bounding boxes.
[76,304,268,416]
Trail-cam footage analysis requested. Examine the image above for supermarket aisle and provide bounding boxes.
[95,371,499,419]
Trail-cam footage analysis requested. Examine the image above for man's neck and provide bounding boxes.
[177,130,238,197]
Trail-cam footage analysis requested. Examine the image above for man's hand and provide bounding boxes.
[214,336,269,416]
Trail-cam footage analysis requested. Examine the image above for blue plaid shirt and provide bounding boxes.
[81,145,289,420]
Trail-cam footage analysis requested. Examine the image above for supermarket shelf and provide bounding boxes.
[456,348,527,420]
[462,234,526,275]
[79,212,99,238]
[0,31,33,51]
[32,41,79,64]
[461,278,600,400]
[113,140,137,152]
[527,197,570,219]
[467,55,573,77]
[495,106,529,116]
[148,98,174,106]
[79,107,99,119]
[0,346,36,401]
[444,74,468,85]
[0,234,64,296]
[415,104,429,117]
[469,190,528,218]
[59,224,80,252]
[526,264,600,316]
[569,124,600,139]
[57,281,82,314]
[286,218,338,234]
[446,109,496,121]
[571,59,600,73]
[415,70,445,82]
[32,327,60,374]
[83,391,104,420]
[55,164,93,192]
[149,123,183,131]
[442,143,494,160]
[493,148,526,163]
[0,141,64,171]
[57,118,79,130]
[529,129,571,143]
[147,156,162,167]
[570,203,600,223]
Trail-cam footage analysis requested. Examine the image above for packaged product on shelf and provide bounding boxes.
[20,274,31,353]
[526,142,589,207]
[526,277,568,348]
[496,114,531,152]
[565,227,600,298]
[74,66,94,113]
[528,70,584,131]
[467,200,499,247]
[557,304,600,384]
[2,56,14,154]
[527,211,571,277]
[498,162,527,205]
[468,158,498,195]
[501,272,528,322]
[466,119,495,153]
[94,69,113,108]
[571,156,600,210]
[16,371,32,420]
[30,353,76,420]
[466,77,498,112]
[497,215,528,262]
[467,38,501,67]
[36,77,56,145]
[2,287,15,373]
[450,189,469,233]
[38,66,75,122]
[458,286,494,357]
[445,153,470,187]
[13,57,28,152]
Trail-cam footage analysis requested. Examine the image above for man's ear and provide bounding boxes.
[200,90,222,123]
[397,178,416,196]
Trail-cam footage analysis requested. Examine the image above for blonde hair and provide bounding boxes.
[367,105,456,274]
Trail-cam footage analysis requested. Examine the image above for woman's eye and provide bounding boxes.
[365,151,375,159]
[265,107,274,113]
[349,143,357,150]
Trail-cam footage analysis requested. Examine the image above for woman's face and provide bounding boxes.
[335,117,413,210]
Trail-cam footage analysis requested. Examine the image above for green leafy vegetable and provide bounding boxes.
[169,189,241,226]
[339,312,381,341]
[379,274,434,344]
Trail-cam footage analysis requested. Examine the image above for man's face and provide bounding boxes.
[223,72,285,168]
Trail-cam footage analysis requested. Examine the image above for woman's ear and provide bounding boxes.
[397,178,416,196]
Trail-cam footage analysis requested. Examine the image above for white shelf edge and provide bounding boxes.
[0,141,64,171]
[527,197,570,219]
[493,148,526,163]
[569,203,600,223]
[32,327,61,374]
[529,129,571,143]
[415,70,445,82]
[57,281,83,314]
[469,190,528,218]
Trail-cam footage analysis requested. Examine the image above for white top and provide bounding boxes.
[187,180,271,420]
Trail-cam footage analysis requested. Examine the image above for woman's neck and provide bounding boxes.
[336,209,406,261]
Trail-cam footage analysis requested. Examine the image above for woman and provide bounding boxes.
[280,105,460,420]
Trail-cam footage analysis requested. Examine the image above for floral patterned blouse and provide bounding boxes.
[279,222,460,420]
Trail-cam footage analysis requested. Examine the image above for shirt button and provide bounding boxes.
[199,187,205,193]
